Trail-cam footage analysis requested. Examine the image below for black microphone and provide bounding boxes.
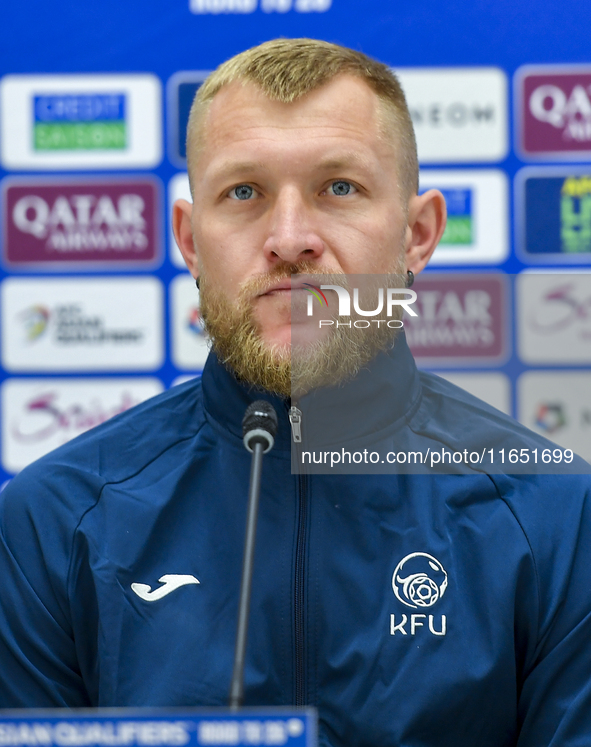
[229,400,278,710]
[242,401,277,454]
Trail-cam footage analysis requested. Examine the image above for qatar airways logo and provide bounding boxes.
[304,283,418,329]
[519,67,591,157]
[3,179,159,266]
[529,84,591,138]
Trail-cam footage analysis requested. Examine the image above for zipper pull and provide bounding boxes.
[289,406,302,443]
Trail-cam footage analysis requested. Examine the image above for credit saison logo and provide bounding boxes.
[438,188,473,245]
[1,74,161,170]
[33,93,127,151]
[304,283,417,329]
[419,185,474,247]
[390,552,448,637]
[420,170,509,265]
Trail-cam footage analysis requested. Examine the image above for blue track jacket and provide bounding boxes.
[1,337,591,747]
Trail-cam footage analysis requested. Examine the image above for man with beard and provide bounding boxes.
[1,38,591,747]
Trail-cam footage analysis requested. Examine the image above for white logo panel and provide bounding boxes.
[517,371,591,462]
[170,273,210,370]
[169,173,192,268]
[517,272,591,364]
[1,277,164,371]
[435,372,511,415]
[396,68,508,163]
[1,377,163,473]
[0,74,161,170]
[392,552,448,609]
[419,170,508,264]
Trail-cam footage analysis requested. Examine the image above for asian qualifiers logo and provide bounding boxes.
[17,304,144,346]
[304,282,417,329]
[19,305,50,341]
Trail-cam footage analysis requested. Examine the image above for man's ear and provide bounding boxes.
[404,189,447,274]
[172,199,200,279]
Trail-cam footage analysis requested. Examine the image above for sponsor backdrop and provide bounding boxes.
[0,0,590,480]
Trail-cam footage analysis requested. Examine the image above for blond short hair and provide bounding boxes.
[186,38,419,199]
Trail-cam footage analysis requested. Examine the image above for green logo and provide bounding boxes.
[33,93,127,152]
[561,176,591,253]
[438,188,473,246]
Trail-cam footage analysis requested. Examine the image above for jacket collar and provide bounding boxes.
[201,332,422,454]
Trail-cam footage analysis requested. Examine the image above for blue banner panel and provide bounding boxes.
[177,83,202,162]
[0,709,317,747]
[521,172,591,259]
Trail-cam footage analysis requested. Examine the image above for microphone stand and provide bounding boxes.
[229,438,265,710]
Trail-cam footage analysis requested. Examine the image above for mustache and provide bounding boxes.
[236,261,346,300]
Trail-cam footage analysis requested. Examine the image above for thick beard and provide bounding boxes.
[199,260,406,399]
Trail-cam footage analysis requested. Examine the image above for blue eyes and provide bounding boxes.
[228,180,356,200]
[229,185,255,200]
[329,180,354,196]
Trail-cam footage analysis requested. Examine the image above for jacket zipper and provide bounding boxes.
[288,404,307,705]
[288,406,302,443]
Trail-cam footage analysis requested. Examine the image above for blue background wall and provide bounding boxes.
[0,0,590,481]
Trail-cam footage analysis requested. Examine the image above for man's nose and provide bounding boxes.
[262,187,324,263]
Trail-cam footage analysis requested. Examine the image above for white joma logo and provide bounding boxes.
[131,574,200,601]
